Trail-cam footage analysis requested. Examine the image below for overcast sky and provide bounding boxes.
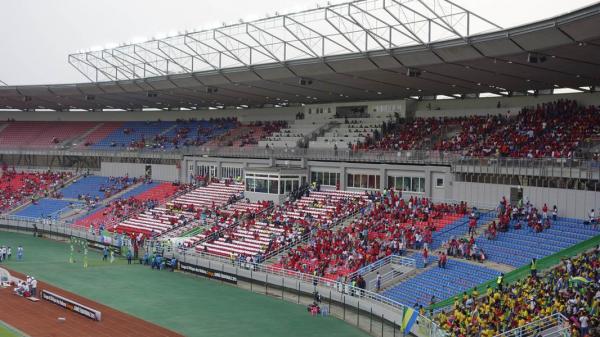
[0,0,597,86]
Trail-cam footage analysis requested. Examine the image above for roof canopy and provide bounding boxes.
[1,2,599,111]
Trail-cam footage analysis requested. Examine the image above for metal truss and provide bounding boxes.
[69,0,501,82]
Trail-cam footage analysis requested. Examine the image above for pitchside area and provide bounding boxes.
[0,231,368,337]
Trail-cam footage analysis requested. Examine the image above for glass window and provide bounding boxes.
[436,178,444,188]
[269,180,279,194]
[347,174,353,187]
[419,178,426,192]
[403,177,412,192]
[360,175,367,188]
[368,175,375,189]
[255,179,268,193]
[246,178,255,192]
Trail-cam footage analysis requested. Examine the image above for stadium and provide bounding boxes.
[0,0,599,336]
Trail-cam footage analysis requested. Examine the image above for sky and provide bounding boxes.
[0,0,597,86]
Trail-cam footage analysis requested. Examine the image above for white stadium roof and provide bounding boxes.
[1,0,600,111]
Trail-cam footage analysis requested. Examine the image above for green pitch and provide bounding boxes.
[0,231,369,337]
[0,322,27,337]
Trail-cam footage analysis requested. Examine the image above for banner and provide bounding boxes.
[401,307,418,333]
[179,262,237,284]
[41,289,102,321]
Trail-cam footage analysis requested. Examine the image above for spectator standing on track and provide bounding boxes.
[126,250,132,264]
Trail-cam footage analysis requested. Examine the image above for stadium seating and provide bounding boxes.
[436,249,600,336]
[365,99,599,158]
[429,211,496,250]
[0,170,73,213]
[73,182,180,230]
[275,192,468,279]
[474,217,600,267]
[89,121,177,149]
[259,119,329,148]
[196,189,369,260]
[0,122,98,148]
[14,198,82,219]
[79,122,124,147]
[112,181,251,237]
[310,118,385,149]
[383,259,500,307]
[59,175,134,200]
[203,121,287,147]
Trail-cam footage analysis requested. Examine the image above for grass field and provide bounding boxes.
[0,321,26,337]
[0,231,369,337]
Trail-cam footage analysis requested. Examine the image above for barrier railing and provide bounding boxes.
[493,313,570,337]
[347,255,417,282]
[168,248,448,337]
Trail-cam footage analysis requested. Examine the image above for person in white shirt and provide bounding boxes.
[30,278,38,297]
[579,312,589,336]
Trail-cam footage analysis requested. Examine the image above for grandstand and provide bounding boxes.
[0,1,600,337]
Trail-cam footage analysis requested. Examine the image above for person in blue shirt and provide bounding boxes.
[155,255,162,270]
[126,250,132,264]
[16,245,24,261]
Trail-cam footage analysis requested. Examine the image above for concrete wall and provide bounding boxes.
[452,181,600,218]
[304,99,407,119]
[415,107,518,119]
[0,106,301,122]
[100,162,179,182]
[182,155,453,199]
[3,91,599,122]
[413,92,600,118]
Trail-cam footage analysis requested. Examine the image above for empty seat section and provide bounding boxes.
[382,260,499,307]
[15,198,82,220]
[0,122,97,148]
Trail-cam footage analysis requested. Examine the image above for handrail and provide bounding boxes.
[493,313,570,337]
[347,254,417,281]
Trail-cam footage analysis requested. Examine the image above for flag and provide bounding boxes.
[402,307,419,333]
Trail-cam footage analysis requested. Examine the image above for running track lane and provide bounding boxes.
[0,269,183,337]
